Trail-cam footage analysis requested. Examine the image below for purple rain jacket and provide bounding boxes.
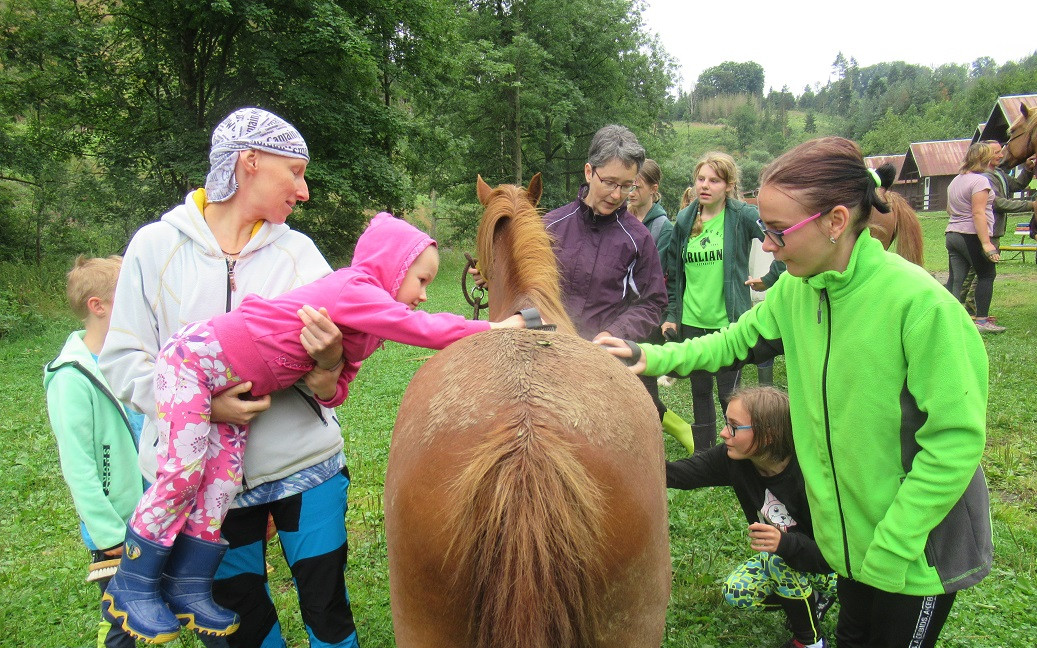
[544,185,667,341]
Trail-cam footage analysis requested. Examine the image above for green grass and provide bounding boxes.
[3,222,1036,647]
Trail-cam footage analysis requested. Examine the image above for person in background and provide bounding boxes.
[679,186,695,211]
[101,107,358,648]
[663,152,784,453]
[601,136,992,648]
[944,142,1003,334]
[959,142,1035,318]
[44,255,144,648]
[627,158,694,453]
[667,386,836,648]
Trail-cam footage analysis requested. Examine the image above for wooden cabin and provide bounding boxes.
[898,140,970,211]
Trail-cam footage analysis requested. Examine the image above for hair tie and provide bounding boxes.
[867,167,881,188]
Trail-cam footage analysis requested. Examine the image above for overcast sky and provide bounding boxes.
[641,0,1037,95]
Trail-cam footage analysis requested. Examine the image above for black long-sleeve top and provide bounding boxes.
[667,445,832,574]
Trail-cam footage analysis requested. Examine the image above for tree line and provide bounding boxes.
[0,0,674,263]
[667,53,1037,168]
[3,1,1035,266]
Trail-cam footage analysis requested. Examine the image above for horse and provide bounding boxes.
[383,173,671,648]
[1001,103,1037,169]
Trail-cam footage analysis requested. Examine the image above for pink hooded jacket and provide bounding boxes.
[212,212,489,406]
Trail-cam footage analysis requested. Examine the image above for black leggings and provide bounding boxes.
[945,231,996,318]
[835,577,957,648]
[681,324,740,452]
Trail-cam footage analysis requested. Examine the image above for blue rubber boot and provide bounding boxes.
[161,534,240,637]
[101,526,181,644]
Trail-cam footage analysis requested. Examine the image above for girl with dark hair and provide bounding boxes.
[667,386,836,648]
[601,137,992,648]
[627,159,695,452]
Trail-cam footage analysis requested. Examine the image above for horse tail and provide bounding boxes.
[445,414,606,648]
[885,190,925,266]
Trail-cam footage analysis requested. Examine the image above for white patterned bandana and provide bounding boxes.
[205,107,310,202]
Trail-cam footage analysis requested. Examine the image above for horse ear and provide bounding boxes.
[1022,104,1031,120]
[477,175,493,206]
[527,173,543,207]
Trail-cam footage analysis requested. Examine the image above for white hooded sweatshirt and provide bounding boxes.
[100,190,343,490]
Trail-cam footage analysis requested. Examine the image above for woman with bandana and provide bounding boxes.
[101,108,360,647]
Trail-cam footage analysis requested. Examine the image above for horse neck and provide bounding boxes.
[480,200,575,336]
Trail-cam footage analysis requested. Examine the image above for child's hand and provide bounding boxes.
[748,522,782,554]
[302,363,342,402]
[594,336,647,374]
[212,382,271,426]
[299,305,343,370]
[744,276,767,291]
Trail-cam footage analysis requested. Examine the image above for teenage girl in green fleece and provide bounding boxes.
[598,137,992,648]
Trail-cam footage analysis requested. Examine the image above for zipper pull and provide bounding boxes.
[817,289,826,324]
[227,258,237,292]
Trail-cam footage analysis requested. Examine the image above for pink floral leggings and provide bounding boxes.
[130,321,248,546]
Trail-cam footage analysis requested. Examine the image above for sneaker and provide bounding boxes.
[975,319,1006,334]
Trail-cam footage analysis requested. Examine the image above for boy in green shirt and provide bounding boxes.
[44,256,144,648]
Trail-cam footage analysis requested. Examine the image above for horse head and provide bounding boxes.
[473,174,575,335]
[1002,103,1037,169]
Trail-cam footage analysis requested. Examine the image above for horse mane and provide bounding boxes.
[443,412,607,648]
[475,179,576,335]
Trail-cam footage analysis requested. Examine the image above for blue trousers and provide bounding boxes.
[203,469,359,648]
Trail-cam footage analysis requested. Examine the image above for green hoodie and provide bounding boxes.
[641,232,992,596]
[44,331,143,550]
[667,197,785,326]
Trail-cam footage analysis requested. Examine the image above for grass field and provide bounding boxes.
[2,212,1035,647]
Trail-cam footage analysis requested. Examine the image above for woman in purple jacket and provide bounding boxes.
[542,124,668,344]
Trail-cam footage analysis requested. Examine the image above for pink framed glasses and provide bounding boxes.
[756,211,826,247]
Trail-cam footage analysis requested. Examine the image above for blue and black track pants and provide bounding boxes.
[207,468,359,648]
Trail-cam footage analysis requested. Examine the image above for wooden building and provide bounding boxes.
[898,139,970,211]
[972,94,1037,144]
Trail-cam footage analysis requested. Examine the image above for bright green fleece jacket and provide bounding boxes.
[44,331,143,551]
[641,231,993,596]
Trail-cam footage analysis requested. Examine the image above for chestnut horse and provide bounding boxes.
[1001,103,1037,169]
[384,174,671,648]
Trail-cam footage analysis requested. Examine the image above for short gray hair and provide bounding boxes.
[587,124,645,171]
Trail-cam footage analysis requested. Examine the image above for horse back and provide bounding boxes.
[385,329,670,648]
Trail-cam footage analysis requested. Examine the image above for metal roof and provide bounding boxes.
[974,94,1037,142]
[864,154,906,181]
[903,140,970,178]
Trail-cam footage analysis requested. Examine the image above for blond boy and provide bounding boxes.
[43,256,144,648]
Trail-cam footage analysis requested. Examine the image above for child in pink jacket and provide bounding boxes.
[103,212,528,643]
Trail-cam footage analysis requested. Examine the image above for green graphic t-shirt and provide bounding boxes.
[681,211,728,329]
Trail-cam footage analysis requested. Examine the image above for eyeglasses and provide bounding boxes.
[592,168,637,195]
[756,211,826,247]
[723,419,752,437]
